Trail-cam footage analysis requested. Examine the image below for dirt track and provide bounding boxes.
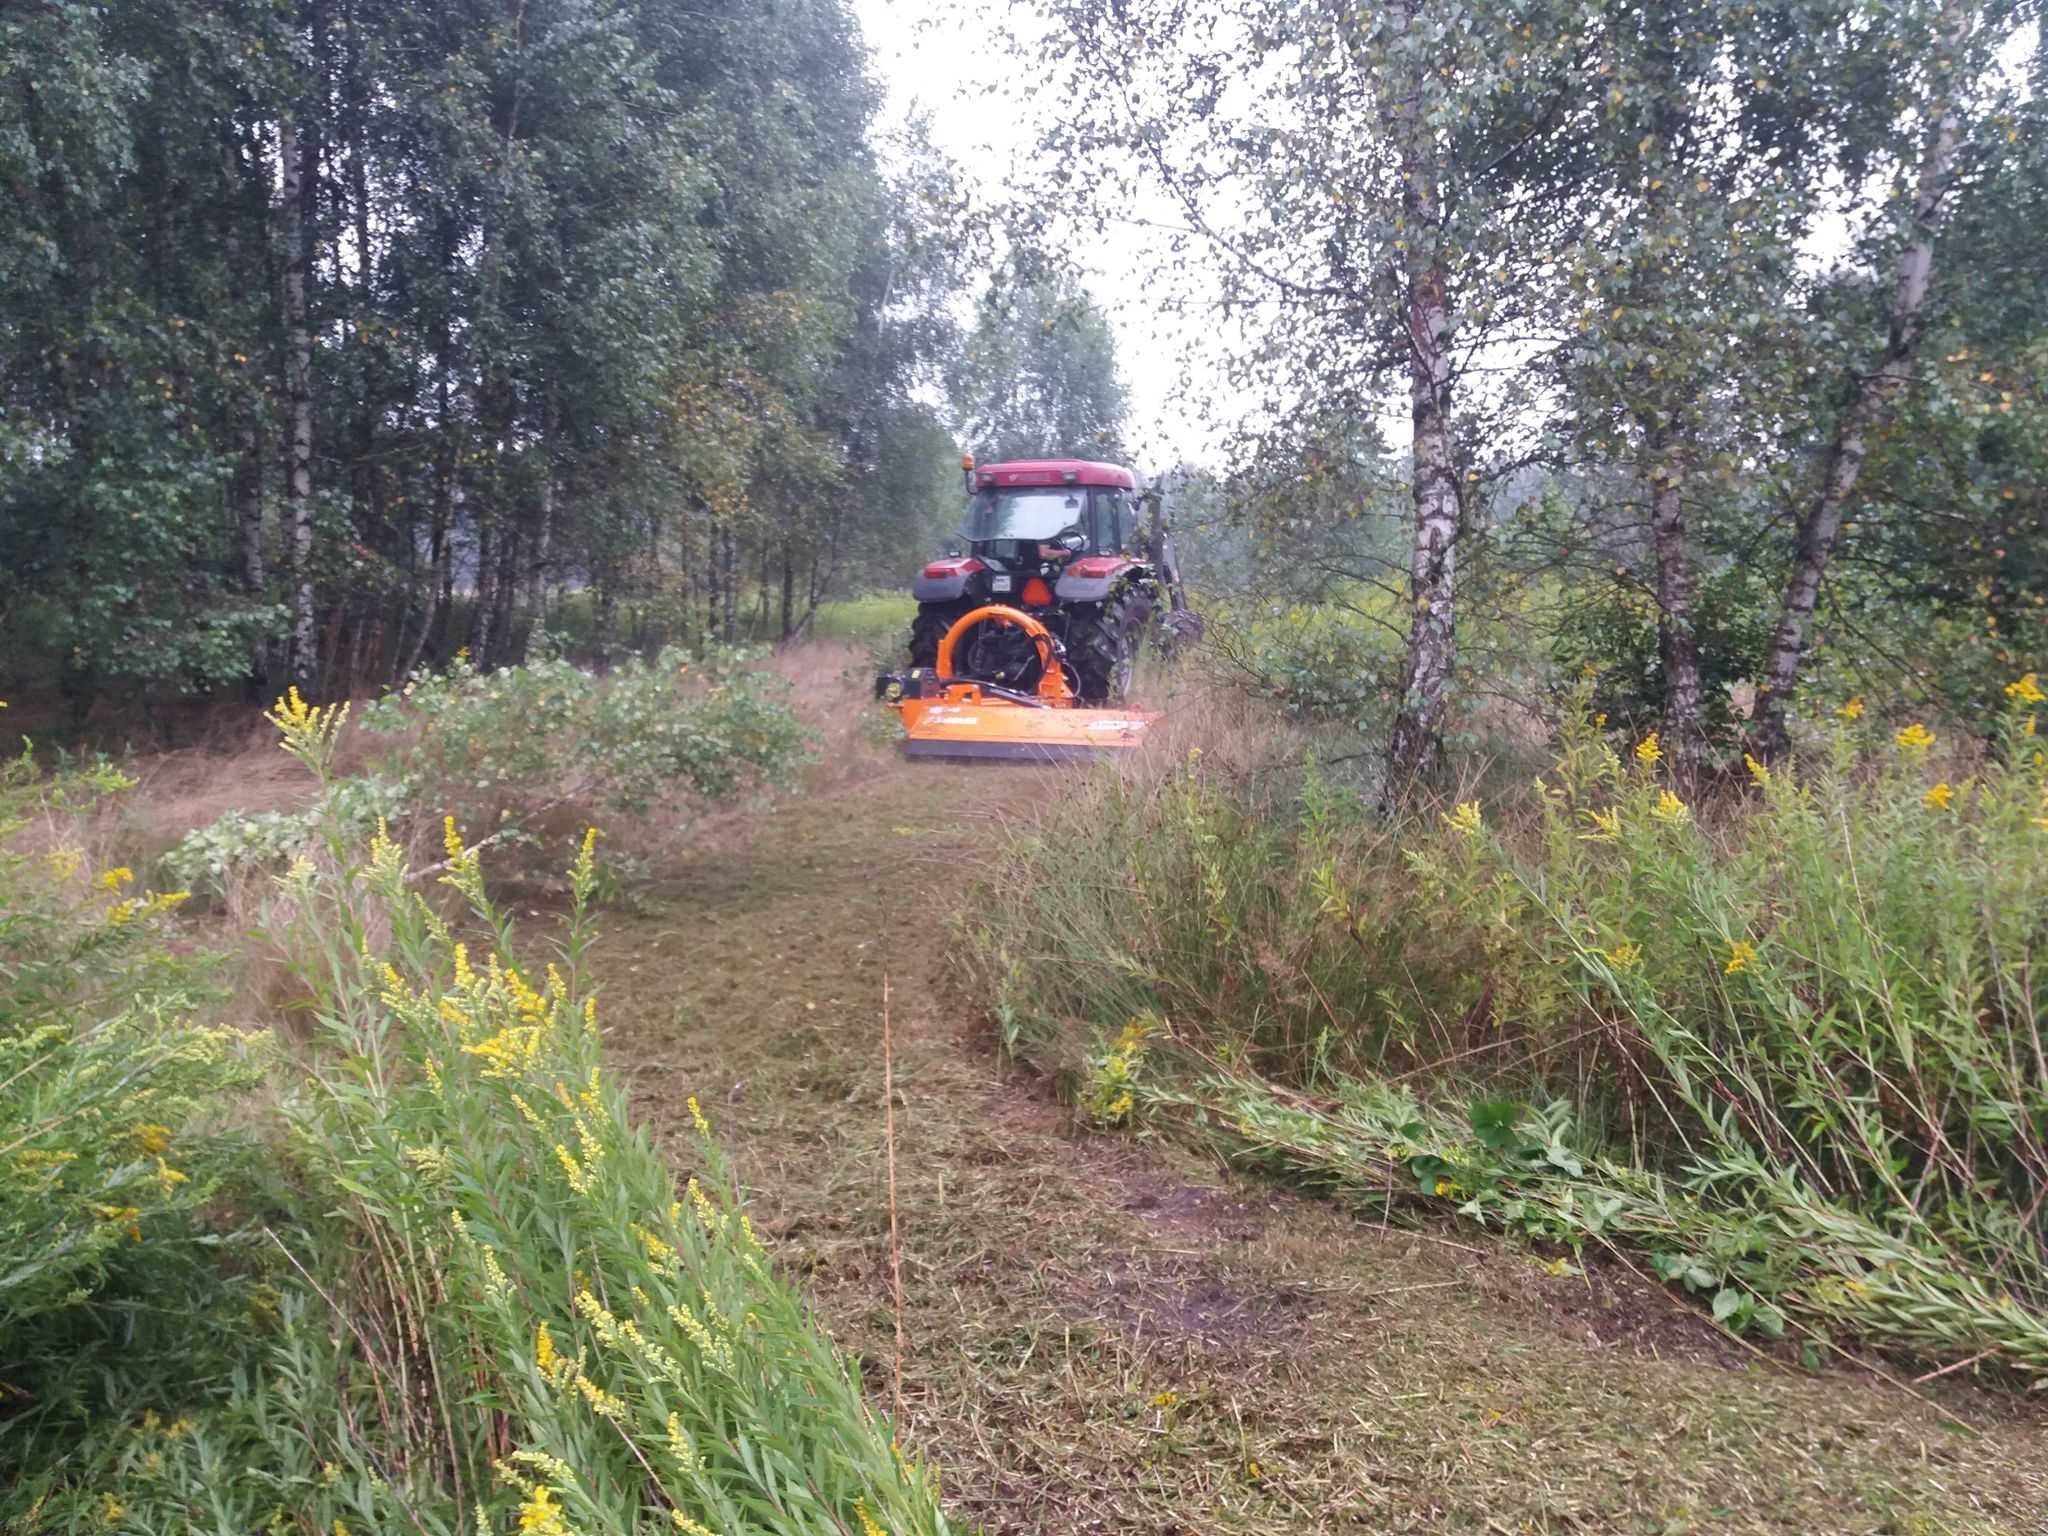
[594,667,2048,1535]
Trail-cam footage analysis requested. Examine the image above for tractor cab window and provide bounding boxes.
[963,488,1087,546]
[1101,491,1126,552]
[963,486,1122,555]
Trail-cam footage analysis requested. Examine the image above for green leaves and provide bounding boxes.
[950,269,1129,462]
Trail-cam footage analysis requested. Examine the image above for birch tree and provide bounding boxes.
[1035,0,1598,792]
[1754,0,1984,756]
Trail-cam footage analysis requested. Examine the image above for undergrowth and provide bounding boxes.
[2,697,946,1533]
[963,675,2048,1386]
[161,646,806,899]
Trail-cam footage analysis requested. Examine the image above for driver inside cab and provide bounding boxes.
[1035,496,1085,562]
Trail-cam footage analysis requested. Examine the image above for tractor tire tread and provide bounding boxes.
[1070,585,1154,703]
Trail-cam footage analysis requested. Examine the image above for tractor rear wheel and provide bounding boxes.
[1070,587,1154,703]
[908,606,955,670]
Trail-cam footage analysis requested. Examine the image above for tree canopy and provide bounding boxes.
[0,0,967,705]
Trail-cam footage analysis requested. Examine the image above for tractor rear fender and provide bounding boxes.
[1054,556,1145,605]
[913,556,983,602]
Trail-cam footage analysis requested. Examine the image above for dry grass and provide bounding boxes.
[587,673,2048,1535]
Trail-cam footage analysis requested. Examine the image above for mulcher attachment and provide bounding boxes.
[874,603,1153,762]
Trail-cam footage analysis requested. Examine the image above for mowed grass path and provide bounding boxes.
[593,683,2047,1535]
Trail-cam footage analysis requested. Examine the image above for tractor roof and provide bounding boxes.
[974,458,1136,490]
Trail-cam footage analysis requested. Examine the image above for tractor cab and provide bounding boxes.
[961,464,1137,566]
[949,460,1139,609]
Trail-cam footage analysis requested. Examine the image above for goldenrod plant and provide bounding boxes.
[0,730,256,1340]
[5,699,950,1533]
[967,677,2048,1382]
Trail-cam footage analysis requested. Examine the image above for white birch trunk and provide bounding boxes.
[1755,0,1972,756]
[1648,436,1703,778]
[1383,5,1459,795]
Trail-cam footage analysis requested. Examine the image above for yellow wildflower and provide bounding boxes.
[1743,753,1770,787]
[517,1484,568,1535]
[131,1123,173,1156]
[45,847,85,880]
[264,687,349,773]
[555,1144,591,1195]
[443,815,466,862]
[1923,781,1954,811]
[1725,940,1756,975]
[688,1094,710,1135]
[1441,800,1483,837]
[1607,941,1643,971]
[93,1204,142,1241]
[1150,1389,1180,1409]
[154,1158,190,1195]
[101,1493,126,1523]
[1651,788,1690,823]
[97,866,134,891]
[1634,732,1662,766]
[1579,805,1622,842]
[535,1322,557,1376]
[1433,1177,1457,1197]
[463,1025,544,1078]
[2006,672,2046,705]
[630,1221,675,1265]
[854,1499,887,1536]
[1247,1459,1264,1482]
[143,890,190,915]
[1836,696,1865,721]
[666,1412,699,1473]
[670,1515,716,1536]
[686,1177,724,1234]
[573,1375,628,1421]
[1895,722,1936,753]
[571,826,601,901]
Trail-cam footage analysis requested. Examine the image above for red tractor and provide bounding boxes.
[906,457,1198,702]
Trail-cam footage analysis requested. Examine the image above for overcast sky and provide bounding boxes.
[851,1,2043,475]
[849,0,1236,470]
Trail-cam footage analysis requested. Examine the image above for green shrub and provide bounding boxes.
[160,773,408,897]
[359,647,808,820]
[1549,560,1779,740]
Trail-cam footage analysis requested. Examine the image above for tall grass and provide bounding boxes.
[963,680,2048,1382]
[809,594,915,646]
[4,700,950,1532]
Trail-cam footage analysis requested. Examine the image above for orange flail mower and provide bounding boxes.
[874,603,1154,762]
